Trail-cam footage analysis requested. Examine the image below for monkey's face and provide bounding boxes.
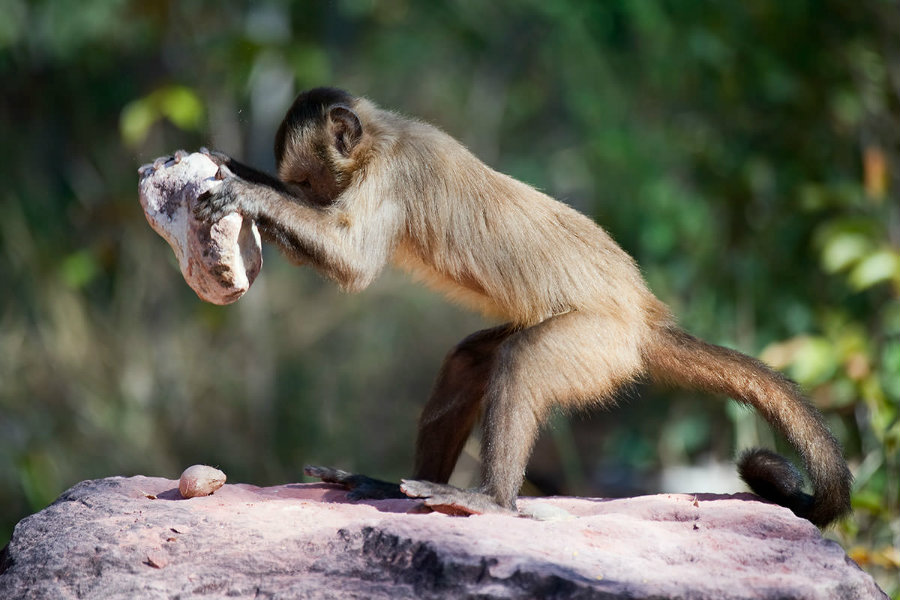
[277,132,344,206]
[274,89,365,206]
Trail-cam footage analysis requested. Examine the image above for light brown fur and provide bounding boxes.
[196,88,851,526]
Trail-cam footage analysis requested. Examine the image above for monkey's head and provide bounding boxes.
[274,87,367,206]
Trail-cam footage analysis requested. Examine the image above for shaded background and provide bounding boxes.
[1,0,898,594]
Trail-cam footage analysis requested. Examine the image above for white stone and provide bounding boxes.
[138,152,262,305]
[179,464,227,498]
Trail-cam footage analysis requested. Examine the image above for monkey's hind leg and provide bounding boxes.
[413,325,514,483]
[303,325,512,506]
[303,465,407,500]
[396,326,517,516]
[409,311,644,516]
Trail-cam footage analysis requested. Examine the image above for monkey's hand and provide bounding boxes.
[399,480,517,517]
[304,465,407,501]
[193,168,249,223]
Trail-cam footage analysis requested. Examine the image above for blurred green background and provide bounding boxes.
[1,0,898,594]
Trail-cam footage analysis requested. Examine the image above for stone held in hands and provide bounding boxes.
[138,151,262,305]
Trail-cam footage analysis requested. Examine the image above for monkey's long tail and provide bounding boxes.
[642,325,852,527]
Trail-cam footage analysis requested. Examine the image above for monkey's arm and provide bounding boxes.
[198,148,289,191]
[194,157,400,292]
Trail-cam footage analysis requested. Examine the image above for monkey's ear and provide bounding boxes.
[328,105,363,157]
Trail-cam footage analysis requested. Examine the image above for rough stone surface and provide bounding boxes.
[138,152,262,305]
[0,476,886,600]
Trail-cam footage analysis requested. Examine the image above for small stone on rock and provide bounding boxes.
[178,465,226,498]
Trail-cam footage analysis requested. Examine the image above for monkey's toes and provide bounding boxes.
[304,465,353,484]
[399,479,452,498]
[400,479,514,516]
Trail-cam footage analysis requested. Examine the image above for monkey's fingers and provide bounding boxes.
[192,193,219,222]
[193,183,240,223]
[400,479,515,516]
[199,147,232,167]
[138,150,190,178]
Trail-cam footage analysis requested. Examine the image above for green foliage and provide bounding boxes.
[121,86,205,147]
[0,0,897,594]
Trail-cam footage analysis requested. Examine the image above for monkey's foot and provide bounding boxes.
[399,479,517,517]
[303,465,406,500]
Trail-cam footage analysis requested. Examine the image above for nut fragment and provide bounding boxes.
[178,464,227,498]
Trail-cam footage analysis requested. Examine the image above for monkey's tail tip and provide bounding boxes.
[737,448,850,528]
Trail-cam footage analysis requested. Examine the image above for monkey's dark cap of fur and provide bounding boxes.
[275,88,355,161]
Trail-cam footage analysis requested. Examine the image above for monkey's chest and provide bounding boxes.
[391,243,510,321]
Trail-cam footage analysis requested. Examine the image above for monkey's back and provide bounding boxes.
[386,121,662,329]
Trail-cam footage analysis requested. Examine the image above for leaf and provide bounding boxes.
[848,249,900,290]
[821,231,872,273]
[119,99,156,147]
[158,86,204,131]
[119,85,205,147]
[60,249,99,289]
[789,337,839,386]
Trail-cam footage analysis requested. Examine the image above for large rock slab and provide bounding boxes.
[0,476,886,599]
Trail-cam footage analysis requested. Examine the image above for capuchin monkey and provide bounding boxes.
[193,87,852,526]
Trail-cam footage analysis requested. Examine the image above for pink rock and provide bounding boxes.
[138,152,262,305]
[0,476,886,599]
